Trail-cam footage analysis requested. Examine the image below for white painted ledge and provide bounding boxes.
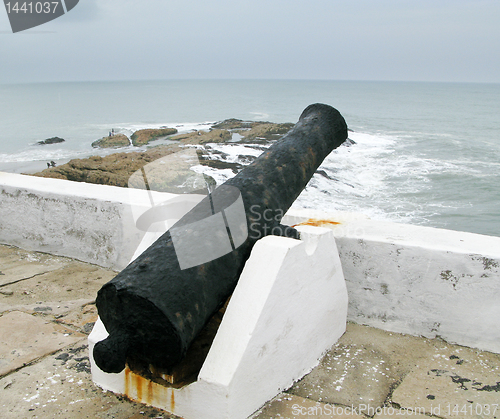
[89,226,348,419]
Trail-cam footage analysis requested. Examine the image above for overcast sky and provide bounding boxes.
[1,0,499,84]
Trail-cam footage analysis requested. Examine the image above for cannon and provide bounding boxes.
[93,103,348,374]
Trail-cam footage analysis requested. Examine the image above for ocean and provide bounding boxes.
[1,80,499,237]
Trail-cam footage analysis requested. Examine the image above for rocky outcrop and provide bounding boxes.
[169,120,294,145]
[211,119,255,130]
[130,128,178,146]
[32,119,295,188]
[33,145,183,187]
[212,119,294,143]
[240,122,294,142]
[170,128,232,144]
[38,137,65,145]
[92,134,130,149]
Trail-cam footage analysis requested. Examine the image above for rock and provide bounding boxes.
[31,119,296,188]
[91,134,130,148]
[240,122,294,143]
[211,119,295,143]
[212,119,255,130]
[196,148,246,173]
[38,137,65,145]
[127,149,211,194]
[170,128,232,144]
[130,127,178,146]
[32,145,184,187]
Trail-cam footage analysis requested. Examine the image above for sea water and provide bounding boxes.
[0,80,499,237]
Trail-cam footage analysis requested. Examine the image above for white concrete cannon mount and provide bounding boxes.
[88,226,348,419]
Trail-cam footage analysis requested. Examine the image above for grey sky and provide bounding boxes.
[1,0,499,84]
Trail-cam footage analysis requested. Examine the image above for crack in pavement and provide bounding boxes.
[0,271,52,288]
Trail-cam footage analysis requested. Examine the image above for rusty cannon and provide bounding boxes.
[93,103,348,374]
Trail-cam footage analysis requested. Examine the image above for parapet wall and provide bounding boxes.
[1,172,499,354]
[0,172,142,270]
[284,209,500,354]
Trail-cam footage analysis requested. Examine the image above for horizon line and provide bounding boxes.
[2,78,500,87]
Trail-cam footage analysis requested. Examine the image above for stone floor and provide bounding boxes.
[1,244,499,419]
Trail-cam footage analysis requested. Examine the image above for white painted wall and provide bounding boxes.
[2,172,500,354]
[0,172,202,270]
[283,208,500,354]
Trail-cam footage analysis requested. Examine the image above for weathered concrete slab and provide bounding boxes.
[0,245,71,287]
[0,261,116,316]
[251,393,365,419]
[0,298,96,318]
[55,303,99,334]
[0,311,85,377]
[0,341,179,419]
[288,322,438,409]
[391,344,500,418]
[289,323,500,417]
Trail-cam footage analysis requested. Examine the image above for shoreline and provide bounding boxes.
[15,119,294,188]
[0,159,66,175]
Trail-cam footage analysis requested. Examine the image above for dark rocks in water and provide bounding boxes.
[196,147,252,173]
[198,157,243,173]
[316,169,334,180]
[92,128,179,148]
[38,137,65,145]
[93,103,348,374]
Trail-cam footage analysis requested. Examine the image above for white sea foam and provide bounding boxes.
[0,148,89,163]
[191,165,236,186]
[197,129,489,226]
[249,112,270,120]
[205,143,268,164]
[194,131,407,222]
[292,131,402,220]
[111,121,215,136]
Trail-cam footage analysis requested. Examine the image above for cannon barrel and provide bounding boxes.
[94,104,348,373]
